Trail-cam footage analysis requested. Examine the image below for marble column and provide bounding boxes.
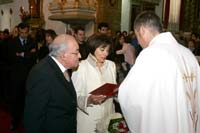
[121,0,131,32]
[0,9,11,31]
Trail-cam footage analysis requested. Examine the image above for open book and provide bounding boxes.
[90,83,119,96]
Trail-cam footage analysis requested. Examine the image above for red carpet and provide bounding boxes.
[0,102,24,133]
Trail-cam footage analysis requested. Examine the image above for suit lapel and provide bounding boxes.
[46,56,77,97]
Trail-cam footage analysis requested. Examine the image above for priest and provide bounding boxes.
[118,11,200,133]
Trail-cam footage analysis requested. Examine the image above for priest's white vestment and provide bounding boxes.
[118,32,200,133]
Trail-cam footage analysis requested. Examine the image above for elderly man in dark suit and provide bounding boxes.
[24,34,81,133]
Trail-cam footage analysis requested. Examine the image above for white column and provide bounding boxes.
[155,0,164,21]
[85,21,95,37]
[1,9,10,31]
[121,0,131,32]
[168,0,181,32]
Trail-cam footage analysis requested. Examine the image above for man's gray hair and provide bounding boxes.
[48,42,68,57]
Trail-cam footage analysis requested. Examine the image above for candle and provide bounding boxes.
[30,6,33,17]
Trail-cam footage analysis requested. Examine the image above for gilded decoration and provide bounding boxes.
[183,71,198,132]
[20,0,44,28]
[48,0,96,25]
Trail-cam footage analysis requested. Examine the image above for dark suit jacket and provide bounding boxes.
[24,56,77,133]
[6,36,37,84]
[6,36,37,68]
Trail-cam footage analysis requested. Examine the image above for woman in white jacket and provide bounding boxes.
[72,34,117,133]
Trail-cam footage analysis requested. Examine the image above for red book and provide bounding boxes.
[90,83,119,96]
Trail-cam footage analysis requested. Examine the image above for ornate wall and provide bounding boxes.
[0,0,163,35]
[0,0,13,4]
[96,0,122,33]
[48,0,122,34]
[176,0,200,33]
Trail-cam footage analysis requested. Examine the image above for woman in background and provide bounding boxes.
[37,29,57,61]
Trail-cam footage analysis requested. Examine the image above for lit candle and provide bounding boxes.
[30,6,33,17]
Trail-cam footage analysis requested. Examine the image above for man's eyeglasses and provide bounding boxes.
[69,52,80,56]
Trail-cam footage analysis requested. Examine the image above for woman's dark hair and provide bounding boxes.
[45,29,57,40]
[87,34,113,55]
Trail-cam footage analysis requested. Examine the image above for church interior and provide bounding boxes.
[0,0,200,132]
[0,0,200,36]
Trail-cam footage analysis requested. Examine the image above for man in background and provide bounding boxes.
[98,22,109,35]
[74,26,88,60]
[6,22,36,130]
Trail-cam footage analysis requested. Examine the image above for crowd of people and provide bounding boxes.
[0,11,200,133]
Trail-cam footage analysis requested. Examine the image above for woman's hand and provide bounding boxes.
[88,95,107,105]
